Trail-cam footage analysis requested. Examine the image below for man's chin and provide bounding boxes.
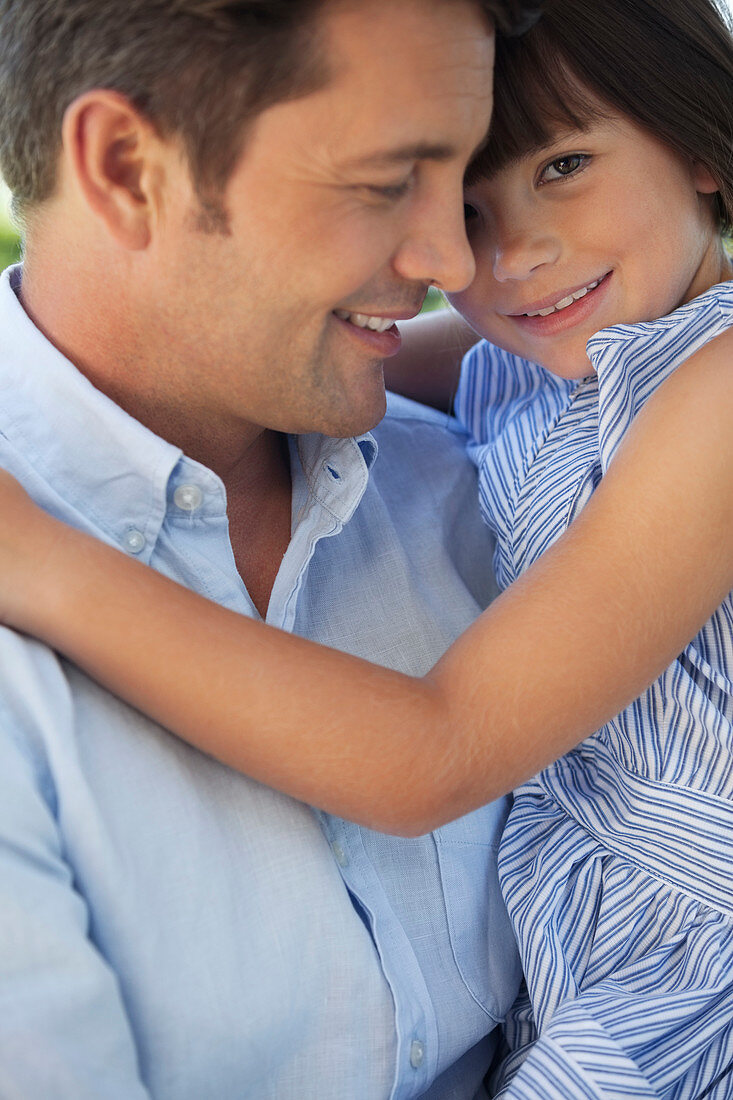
[317,390,387,439]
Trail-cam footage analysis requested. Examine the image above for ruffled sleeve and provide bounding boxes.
[451,341,576,589]
[587,280,733,474]
[455,340,578,587]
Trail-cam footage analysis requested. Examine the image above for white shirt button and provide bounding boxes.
[331,841,349,868]
[410,1040,425,1069]
[173,484,204,512]
[123,529,146,554]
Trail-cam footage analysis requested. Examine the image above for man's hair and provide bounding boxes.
[471,0,733,233]
[485,0,543,34]
[0,0,330,226]
[0,0,544,226]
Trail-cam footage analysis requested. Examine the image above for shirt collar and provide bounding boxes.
[0,265,183,556]
[295,431,378,527]
[585,278,733,371]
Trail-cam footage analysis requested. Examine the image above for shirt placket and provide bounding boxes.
[317,815,440,1099]
[268,440,440,1098]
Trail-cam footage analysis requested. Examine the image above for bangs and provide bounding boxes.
[464,0,733,232]
[466,26,606,185]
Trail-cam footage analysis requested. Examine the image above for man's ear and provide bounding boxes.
[61,90,165,250]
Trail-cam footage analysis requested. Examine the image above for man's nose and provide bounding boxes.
[392,190,476,294]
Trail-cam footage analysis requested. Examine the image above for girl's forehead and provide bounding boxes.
[471,73,601,177]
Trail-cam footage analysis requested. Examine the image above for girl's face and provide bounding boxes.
[451,110,730,380]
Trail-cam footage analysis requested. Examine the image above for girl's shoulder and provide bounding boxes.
[589,278,733,472]
[454,343,588,589]
[588,278,733,371]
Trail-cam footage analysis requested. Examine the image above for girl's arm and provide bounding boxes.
[382,305,480,411]
[2,328,732,836]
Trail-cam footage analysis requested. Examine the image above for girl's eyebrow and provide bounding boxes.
[536,124,592,149]
[513,124,597,164]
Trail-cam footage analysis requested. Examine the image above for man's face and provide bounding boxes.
[146,0,494,441]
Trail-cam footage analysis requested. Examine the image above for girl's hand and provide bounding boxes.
[0,470,58,634]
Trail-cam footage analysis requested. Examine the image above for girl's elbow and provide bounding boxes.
[359,779,468,837]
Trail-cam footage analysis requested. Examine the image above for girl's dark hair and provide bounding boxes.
[472,0,733,233]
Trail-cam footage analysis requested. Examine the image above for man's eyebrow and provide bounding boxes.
[341,142,459,169]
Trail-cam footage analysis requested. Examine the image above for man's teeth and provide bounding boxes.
[525,279,601,318]
[334,309,394,333]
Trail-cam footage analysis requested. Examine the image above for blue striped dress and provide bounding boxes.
[455,279,733,1099]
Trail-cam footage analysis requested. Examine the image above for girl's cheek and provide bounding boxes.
[447,288,477,329]
[450,266,500,336]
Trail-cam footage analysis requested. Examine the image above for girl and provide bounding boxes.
[1,0,733,1094]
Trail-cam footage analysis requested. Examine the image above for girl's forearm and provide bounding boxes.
[26,512,455,834]
[4,329,733,837]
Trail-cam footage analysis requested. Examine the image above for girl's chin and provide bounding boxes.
[473,324,597,381]
[509,345,596,382]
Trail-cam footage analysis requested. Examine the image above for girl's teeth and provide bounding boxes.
[334,309,394,333]
[525,279,600,318]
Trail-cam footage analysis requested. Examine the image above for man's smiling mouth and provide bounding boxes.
[333,310,396,333]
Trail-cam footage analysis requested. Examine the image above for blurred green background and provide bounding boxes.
[0,182,21,269]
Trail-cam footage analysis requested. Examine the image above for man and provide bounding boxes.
[0,1,538,1096]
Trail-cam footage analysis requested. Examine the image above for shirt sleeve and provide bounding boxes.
[587,281,733,475]
[0,632,151,1100]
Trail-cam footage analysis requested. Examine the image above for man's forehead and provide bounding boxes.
[302,0,494,159]
[316,0,494,76]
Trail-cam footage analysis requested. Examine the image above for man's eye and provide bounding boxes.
[539,153,589,183]
[367,179,412,201]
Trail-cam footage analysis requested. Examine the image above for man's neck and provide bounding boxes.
[223,430,293,620]
[20,259,294,618]
[90,375,295,617]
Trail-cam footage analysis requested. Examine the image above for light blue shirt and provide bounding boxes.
[0,265,520,1100]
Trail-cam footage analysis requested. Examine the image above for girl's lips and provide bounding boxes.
[509,272,613,337]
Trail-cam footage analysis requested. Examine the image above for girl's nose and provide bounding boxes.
[491,221,561,282]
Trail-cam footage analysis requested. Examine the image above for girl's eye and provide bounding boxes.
[539,153,589,184]
[463,202,479,223]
